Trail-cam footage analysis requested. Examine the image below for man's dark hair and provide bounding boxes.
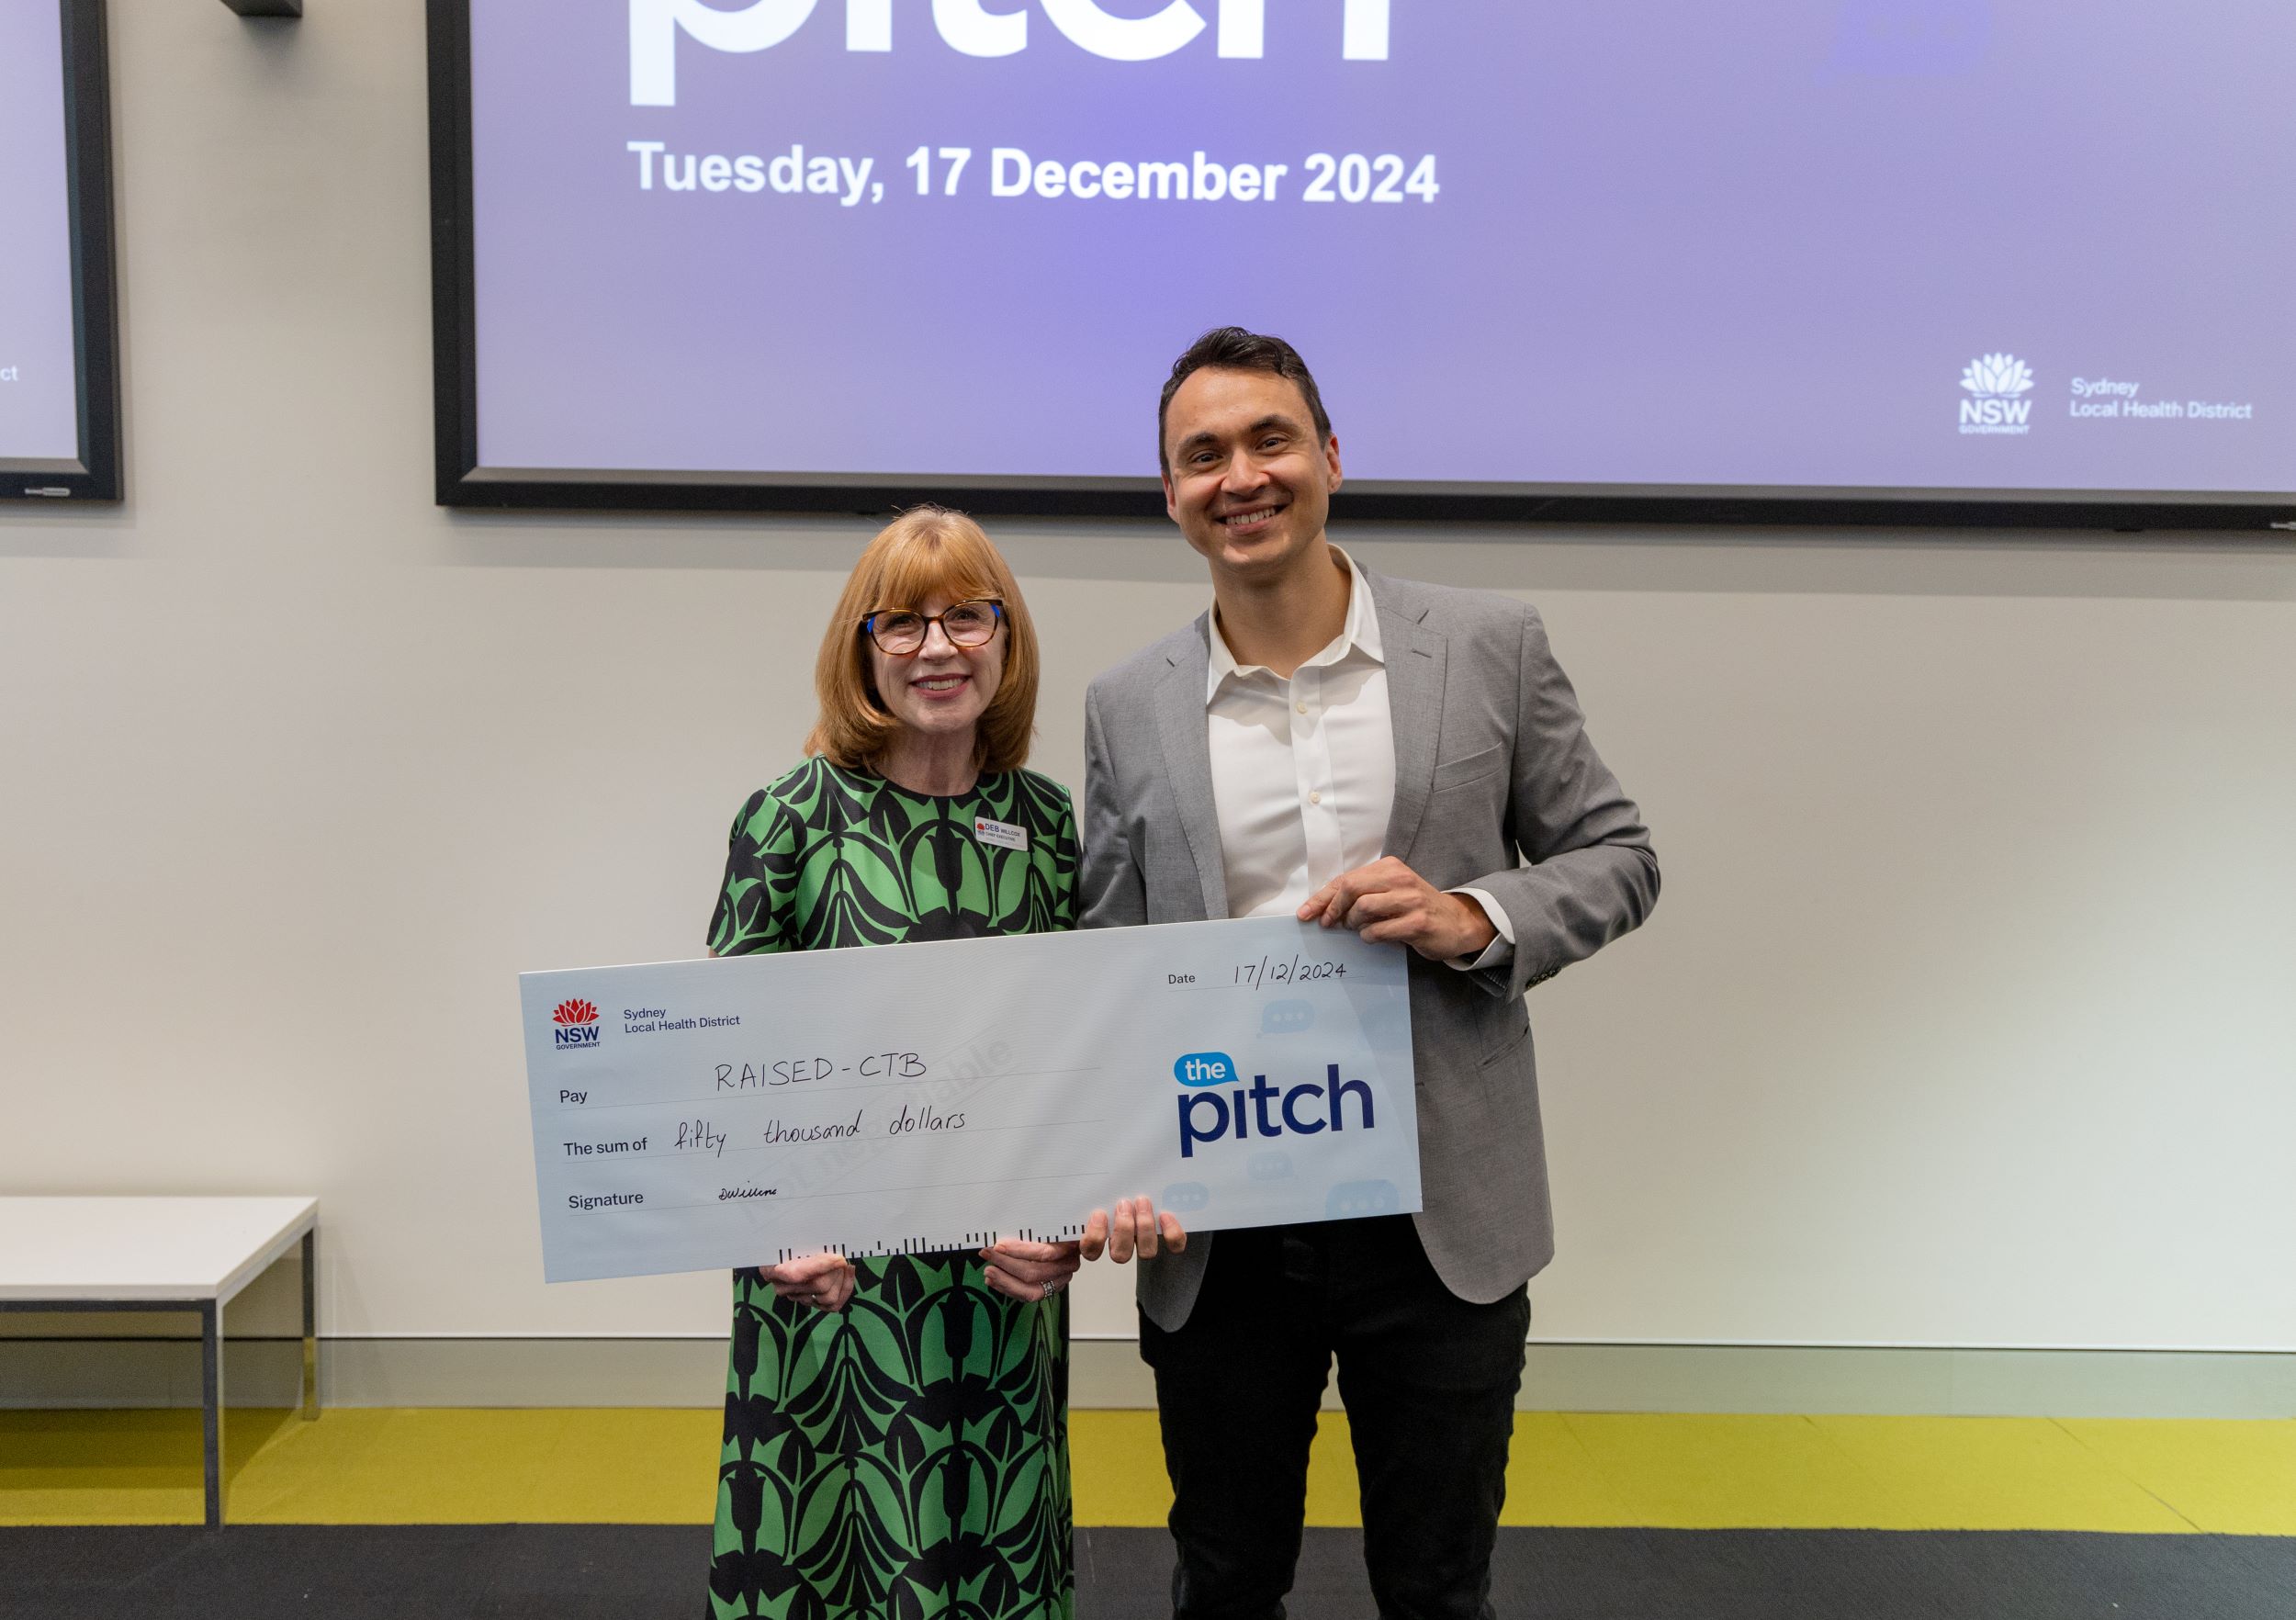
[1157,327,1334,469]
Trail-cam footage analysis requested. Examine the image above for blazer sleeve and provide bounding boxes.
[1461,603,1660,1002]
[1078,682,1147,931]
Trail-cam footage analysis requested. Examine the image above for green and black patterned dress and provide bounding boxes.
[703,758,1079,1620]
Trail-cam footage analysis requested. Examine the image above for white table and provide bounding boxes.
[0,1197,320,1527]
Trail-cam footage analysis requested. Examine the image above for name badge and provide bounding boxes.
[974,816,1028,852]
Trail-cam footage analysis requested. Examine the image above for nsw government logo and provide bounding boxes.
[553,998,602,1050]
[1959,353,2035,435]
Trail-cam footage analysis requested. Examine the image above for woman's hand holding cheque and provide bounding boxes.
[979,1239,1083,1302]
[756,1254,857,1313]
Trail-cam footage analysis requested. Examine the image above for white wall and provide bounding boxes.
[4,0,2291,1354]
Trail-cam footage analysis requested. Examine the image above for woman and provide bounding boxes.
[704,508,1087,1620]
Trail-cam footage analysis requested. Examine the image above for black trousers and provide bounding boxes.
[1138,1216,1531,1620]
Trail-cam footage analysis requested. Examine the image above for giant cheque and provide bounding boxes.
[518,916,1419,1282]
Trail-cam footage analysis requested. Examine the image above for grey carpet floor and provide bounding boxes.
[3,1524,2291,1618]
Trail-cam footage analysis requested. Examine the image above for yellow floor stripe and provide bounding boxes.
[1812,1416,2198,1535]
[2058,1419,2296,1537]
[2,1409,2290,1534]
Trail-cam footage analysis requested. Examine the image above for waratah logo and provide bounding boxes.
[1958,353,2034,436]
[553,998,602,1050]
[1961,354,2034,399]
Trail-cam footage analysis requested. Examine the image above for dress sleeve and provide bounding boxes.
[708,790,800,957]
[1052,787,1081,933]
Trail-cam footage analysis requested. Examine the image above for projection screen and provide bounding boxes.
[430,0,2295,529]
[0,0,119,504]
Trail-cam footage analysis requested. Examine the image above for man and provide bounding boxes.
[1079,329,1660,1620]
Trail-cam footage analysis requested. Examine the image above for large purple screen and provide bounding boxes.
[468,1,2293,496]
[0,0,79,466]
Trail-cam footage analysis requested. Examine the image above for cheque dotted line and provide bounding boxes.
[1161,953,1362,990]
[626,1169,1101,1215]
[552,1064,1102,1113]
[655,1116,1109,1157]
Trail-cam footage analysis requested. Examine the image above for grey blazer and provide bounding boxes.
[1080,568,1659,1331]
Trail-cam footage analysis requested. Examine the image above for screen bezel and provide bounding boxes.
[426,0,2295,534]
[2,0,121,505]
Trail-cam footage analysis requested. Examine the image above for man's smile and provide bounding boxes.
[1217,502,1287,533]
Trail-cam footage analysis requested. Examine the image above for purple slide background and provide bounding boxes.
[0,0,81,464]
[471,0,2293,493]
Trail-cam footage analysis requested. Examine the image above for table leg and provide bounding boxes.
[300,1227,319,1422]
[199,1299,224,1528]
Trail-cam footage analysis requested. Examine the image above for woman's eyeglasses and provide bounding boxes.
[861,598,1004,657]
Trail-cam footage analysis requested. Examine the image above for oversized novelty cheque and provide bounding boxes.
[518,916,1419,1282]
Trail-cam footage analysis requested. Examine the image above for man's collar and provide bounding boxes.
[1206,546,1384,703]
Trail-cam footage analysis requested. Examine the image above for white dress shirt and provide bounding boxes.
[1205,549,1513,969]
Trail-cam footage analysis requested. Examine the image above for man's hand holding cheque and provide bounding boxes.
[1298,856,1503,963]
[1080,1198,1190,1264]
[975,1196,1191,1306]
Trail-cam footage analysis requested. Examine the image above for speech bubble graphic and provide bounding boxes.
[1261,999,1314,1035]
[1325,1179,1401,1219]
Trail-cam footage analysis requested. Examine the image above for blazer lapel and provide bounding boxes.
[1375,579,1447,863]
[1154,617,1231,920]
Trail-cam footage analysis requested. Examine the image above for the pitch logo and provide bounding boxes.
[553,998,602,1050]
[1959,353,2035,435]
[1173,1051,1376,1159]
[633,0,1395,106]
